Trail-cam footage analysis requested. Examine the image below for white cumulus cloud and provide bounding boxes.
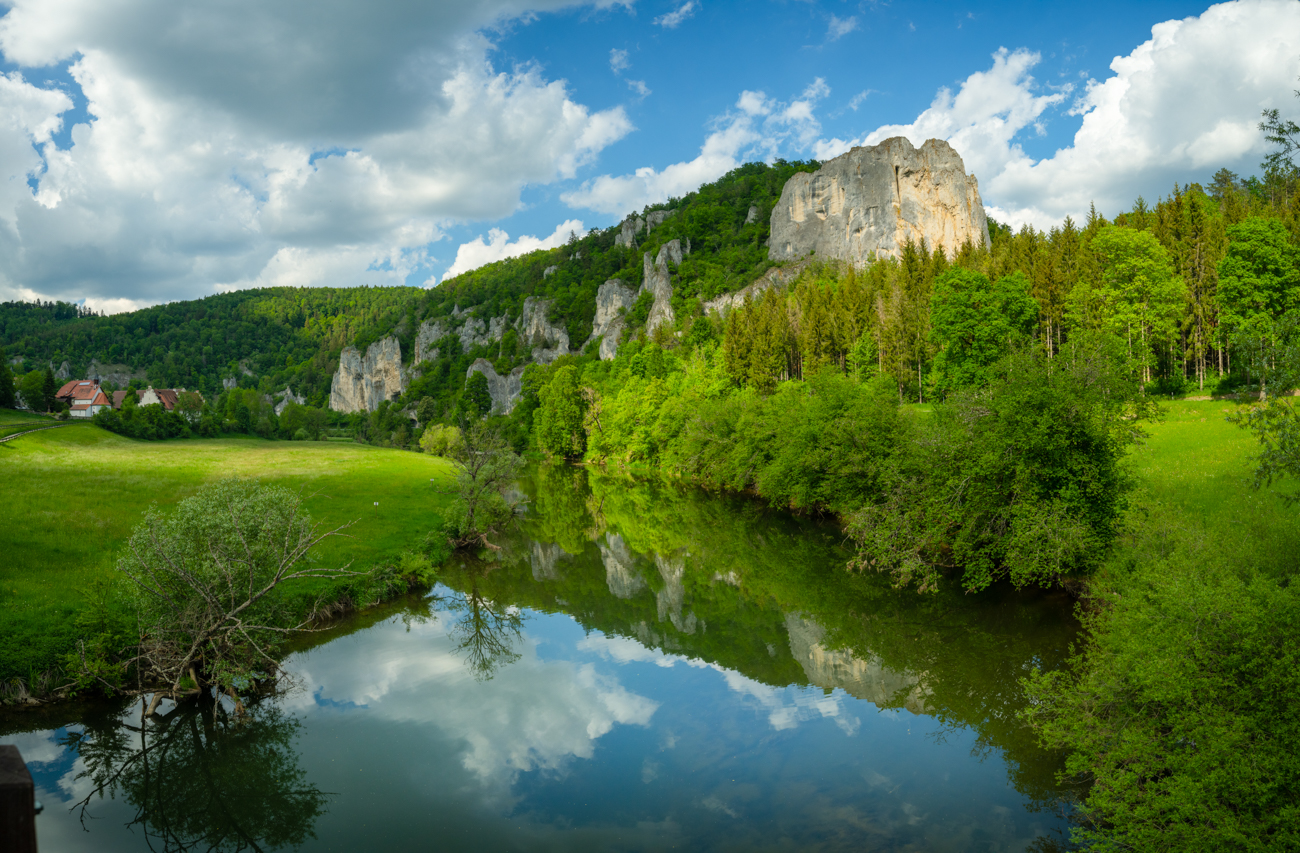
[0,0,633,307]
[563,80,829,217]
[442,218,586,282]
[817,0,1300,229]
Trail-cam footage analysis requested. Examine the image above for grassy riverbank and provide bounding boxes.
[0,423,458,682]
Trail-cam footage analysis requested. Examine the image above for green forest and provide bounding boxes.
[4,108,1300,850]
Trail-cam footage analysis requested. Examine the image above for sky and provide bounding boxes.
[0,0,1298,313]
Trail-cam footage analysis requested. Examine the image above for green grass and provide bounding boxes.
[0,423,459,680]
[1123,398,1300,576]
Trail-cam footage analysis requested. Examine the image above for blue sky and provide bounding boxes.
[0,0,1297,311]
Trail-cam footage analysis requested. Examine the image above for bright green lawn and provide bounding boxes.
[1124,398,1300,577]
[0,423,458,680]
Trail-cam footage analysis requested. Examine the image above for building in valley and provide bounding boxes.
[55,380,113,419]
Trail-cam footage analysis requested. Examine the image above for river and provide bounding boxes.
[2,464,1082,851]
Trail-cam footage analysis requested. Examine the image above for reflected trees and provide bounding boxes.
[446,570,526,681]
[64,699,327,852]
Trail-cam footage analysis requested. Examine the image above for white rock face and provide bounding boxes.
[222,377,238,390]
[769,137,990,265]
[414,319,448,366]
[543,265,559,278]
[784,613,931,714]
[87,359,145,388]
[530,540,569,581]
[585,279,637,361]
[516,297,570,364]
[273,387,306,415]
[466,358,527,415]
[703,258,812,316]
[615,209,676,248]
[329,336,407,413]
[639,240,683,336]
[52,361,70,380]
[744,204,760,224]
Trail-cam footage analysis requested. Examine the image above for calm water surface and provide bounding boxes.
[4,466,1081,852]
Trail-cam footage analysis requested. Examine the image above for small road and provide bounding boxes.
[0,423,70,443]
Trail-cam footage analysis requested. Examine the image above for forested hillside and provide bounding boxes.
[0,160,820,404]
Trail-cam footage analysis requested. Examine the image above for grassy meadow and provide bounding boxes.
[0,424,459,681]
[1123,398,1300,577]
[2,396,1296,687]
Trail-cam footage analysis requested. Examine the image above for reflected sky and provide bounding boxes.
[11,593,1070,852]
[5,467,1076,852]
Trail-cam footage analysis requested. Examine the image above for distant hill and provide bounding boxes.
[0,160,820,407]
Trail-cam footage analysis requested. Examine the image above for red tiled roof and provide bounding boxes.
[153,389,179,410]
[112,390,131,409]
[57,380,101,403]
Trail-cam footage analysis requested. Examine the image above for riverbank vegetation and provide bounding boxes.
[0,426,458,691]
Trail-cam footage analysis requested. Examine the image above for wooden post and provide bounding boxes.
[0,745,38,853]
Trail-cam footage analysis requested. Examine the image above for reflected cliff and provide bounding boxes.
[442,463,1081,809]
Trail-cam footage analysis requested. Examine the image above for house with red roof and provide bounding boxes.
[55,379,112,419]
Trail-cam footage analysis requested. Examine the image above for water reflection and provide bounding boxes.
[446,571,527,681]
[3,463,1081,852]
[65,701,326,852]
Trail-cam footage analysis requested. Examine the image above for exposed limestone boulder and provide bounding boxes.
[784,613,931,714]
[273,387,305,416]
[86,359,145,388]
[516,297,570,363]
[414,319,448,366]
[329,336,407,413]
[615,215,644,248]
[744,204,760,224]
[458,315,507,352]
[222,377,238,391]
[543,265,559,278]
[466,358,526,415]
[52,361,71,380]
[703,258,812,316]
[769,137,990,265]
[639,240,683,336]
[600,533,647,599]
[645,209,675,232]
[584,279,637,361]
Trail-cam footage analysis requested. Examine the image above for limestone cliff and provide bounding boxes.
[639,239,684,337]
[585,279,637,361]
[466,358,526,415]
[273,386,305,415]
[702,258,812,316]
[614,209,677,248]
[329,336,407,413]
[413,319,448,365]
[516,297,570,363]
[784,614,930,714]
[769,137,989,265]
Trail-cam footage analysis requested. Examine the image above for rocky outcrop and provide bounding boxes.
[516,297,570,363]
[784,614,930,714]
[601,533,647,599]
[86,359,145,388]
[329,336,407,413]
[543,265,559,278]
[639,240,683,336]
[703,258,813,316]
[744,204,760,225]
[273,387,305,415]
[769,137,989,265]
[466,358,526,415]
[584,279,637,361]
[52,361,70,380]
[414,319,448,366]
[614,209,677,248]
